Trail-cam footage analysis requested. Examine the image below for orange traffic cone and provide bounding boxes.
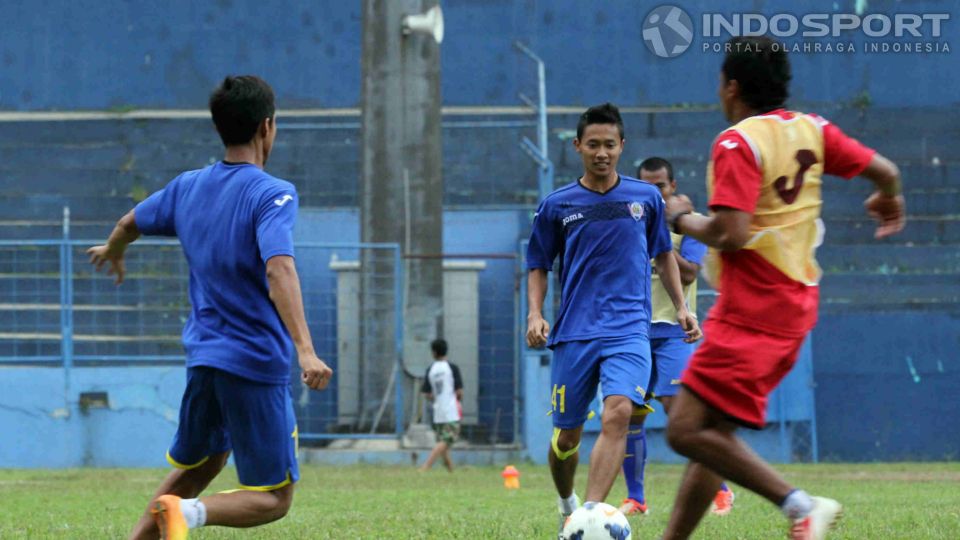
[501,465,520,489]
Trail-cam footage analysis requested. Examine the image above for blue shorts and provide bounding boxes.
[167,366,299,490]
[648,337,694,399]
[550,336,652,429]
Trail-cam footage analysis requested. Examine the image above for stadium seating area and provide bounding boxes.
[1,103,957,459]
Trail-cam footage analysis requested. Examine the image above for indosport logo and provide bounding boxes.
[642,5,694,58]
[642,5,951,58]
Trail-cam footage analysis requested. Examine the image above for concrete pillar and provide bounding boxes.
[360,0,443,429]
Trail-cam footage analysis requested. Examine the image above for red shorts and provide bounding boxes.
[681,317,806,429]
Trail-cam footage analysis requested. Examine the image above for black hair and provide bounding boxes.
[209,75,276,146]
[576,102,624,140]
[638,156,674,181]
[721,36,791,112]
[430,339,448,358]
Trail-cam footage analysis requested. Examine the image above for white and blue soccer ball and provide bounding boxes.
[560,502,632,540]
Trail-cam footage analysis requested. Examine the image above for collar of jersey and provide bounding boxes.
[577,174,621,195]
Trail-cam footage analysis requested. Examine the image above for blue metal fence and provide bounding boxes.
[0,236,405,441]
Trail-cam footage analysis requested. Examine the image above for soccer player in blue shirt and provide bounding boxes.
[87,75,333,540]
[525,103,701,532]
[618,157,734,518]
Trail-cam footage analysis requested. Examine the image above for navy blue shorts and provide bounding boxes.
[167,366,299,490]
[550,336,652,429]
[648,337,695,399]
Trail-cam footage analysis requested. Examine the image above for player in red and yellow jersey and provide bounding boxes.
[661,36,905,540]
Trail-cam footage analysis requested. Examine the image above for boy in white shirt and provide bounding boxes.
[418,339,464,472]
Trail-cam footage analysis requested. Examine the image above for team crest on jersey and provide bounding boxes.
[628,201,644,221]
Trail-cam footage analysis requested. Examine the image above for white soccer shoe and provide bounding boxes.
[789,496,843,540]
[557,493,581,539]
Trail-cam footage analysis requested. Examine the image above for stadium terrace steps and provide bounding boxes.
[825,107,960,136]
[0,274,187,297]
[0,300,186,360]
[0,106,955,352]
[0,338,184,359]
[0,222,114,240]
[1,106,955,211]
[822,217,960,245]
[818,163,960,191]
[822,189,960,217]
[0,303,186,330]
[0,195,133,221]
[819,273,960,306]
[818,245,960,274]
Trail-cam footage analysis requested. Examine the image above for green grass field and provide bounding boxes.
[2,462,959,539]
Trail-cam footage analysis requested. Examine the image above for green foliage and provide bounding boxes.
[129,183,149,202]
[106,104,138,114]
[1,463,958,538]
[849,90,872,110]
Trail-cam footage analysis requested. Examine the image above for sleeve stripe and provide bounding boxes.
[731,128,763,169]
[801,113,826,134]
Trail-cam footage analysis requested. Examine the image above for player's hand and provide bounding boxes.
[86,244,127,285]
[665,194,694,216]
[864,191,905,239]
[526,313,550,349]
[677,307,702,343]
[300,354,333,390]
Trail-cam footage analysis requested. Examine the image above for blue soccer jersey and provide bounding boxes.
[526,176,672,347]
[135,161,298,384]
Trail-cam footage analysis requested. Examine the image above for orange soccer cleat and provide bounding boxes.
[151,494,189,540]
[618,498,648,516]
[710,487,735,516]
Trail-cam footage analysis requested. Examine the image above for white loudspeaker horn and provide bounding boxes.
[402,5,444,44]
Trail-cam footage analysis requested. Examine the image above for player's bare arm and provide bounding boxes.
[661,194,702,285]
[87,208,140,285]
[674,251,700,286]
[667,195,753,252]
[654,250,702,343]
[266,255,333,390]
[859,153,906,239]
[525,268,550,348]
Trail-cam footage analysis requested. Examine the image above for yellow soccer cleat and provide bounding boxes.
[151,494,189,540]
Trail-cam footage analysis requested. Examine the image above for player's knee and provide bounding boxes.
[551,428,581,460]
[665,419,695,456]
[555,431,580,452]
[265,484,294,520]
[600,398,633,434]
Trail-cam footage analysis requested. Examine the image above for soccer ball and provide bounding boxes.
[559,502,632,540]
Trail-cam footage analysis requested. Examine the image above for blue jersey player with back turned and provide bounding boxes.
[524,103,701,535]
[87,75,333,540]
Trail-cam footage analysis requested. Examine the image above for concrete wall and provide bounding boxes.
[0,366,183,468]
[1,0,955,110]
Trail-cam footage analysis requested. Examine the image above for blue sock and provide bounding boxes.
[622,426,647,502]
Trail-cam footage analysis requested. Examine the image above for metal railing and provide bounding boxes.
[0,234,406,441]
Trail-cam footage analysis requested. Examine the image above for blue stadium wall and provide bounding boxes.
[0,0,958,466]
[1,0,955,110]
